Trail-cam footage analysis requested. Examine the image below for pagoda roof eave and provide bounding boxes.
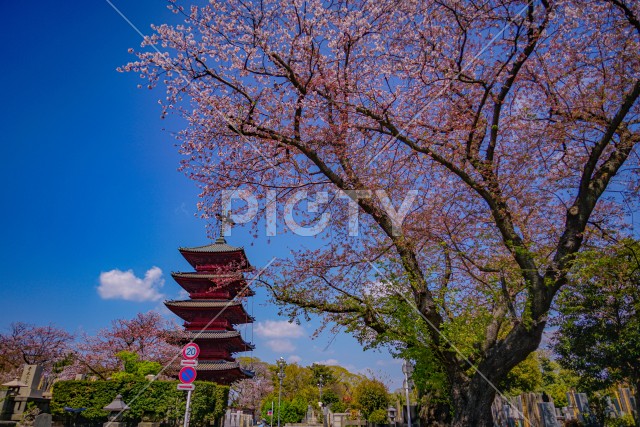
[169,330,250,340]
[164,300,254,324]
[189,289,255,298]
[165,299,241,308]
[178,237,244,254]
[169,360,254,377]
[178,244,253,271]
[171,272,245,279]
[175,333,255,351]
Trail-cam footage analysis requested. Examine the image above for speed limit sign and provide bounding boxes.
[182,343,200,360]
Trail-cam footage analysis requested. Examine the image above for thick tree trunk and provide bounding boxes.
[450,377,496,427]
[448,321,547,426]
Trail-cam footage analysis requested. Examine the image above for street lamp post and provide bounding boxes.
[276,357,287,427]
[402,360,414,427]
[317,375,324,404]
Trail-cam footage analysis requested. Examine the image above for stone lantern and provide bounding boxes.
[103,394,130,427]
[1,379,26,396]
[388,406,397,427]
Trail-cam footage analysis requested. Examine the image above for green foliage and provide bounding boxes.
[321,389,340,406]
[604,414,636,427]
[500,352,543,396]
[110,351,162,381]
[403,343,451,420]
[353,378,389,420]
[441,309,494,365]
[327,365,364,389]
[282,397,308,423]
[260,395,276,425]
[52,353,75,375]
[497,351,581,406]
[259,360,364,417]
[260,396,307,424]
[330,401,348,413]
[554,240,640,396]
[367,408,389,424]
[20,401,40,426]
[276,363,313,397]
[50,379,229,426]
[311,364,335,386]
[539,355,580,407]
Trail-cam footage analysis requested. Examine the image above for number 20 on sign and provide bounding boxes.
[182,343,200,360]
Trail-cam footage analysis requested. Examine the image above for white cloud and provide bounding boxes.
[255,320,305,338]
[265,339,296,353]
[97,267,165,302]
[314,358,340,366]
[288,355,302,364]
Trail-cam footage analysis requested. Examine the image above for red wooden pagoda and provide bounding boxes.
[165,234,255,384]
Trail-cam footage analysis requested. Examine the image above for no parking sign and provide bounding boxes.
[179,366,197,384]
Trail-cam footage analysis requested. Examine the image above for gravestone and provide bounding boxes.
[7,365,49,421]
[619,387,635,415]
[19,365,43,398]
[305,405,317,424]
[538,402,560,427]
[33,413,51,427]
[562,407,575,421]
[331,413,347,427]
[575,393,590,414]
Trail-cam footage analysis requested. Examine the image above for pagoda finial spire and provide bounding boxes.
[215,211,235,243]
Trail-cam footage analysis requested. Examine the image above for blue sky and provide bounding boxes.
[0,1,402,389]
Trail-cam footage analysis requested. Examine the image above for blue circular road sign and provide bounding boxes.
[179,366,197,384]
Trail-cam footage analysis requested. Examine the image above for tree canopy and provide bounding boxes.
[75,311,180,379]
[0,322,73,383]
[123,0,640,424]
[257,361,373,424]
[353,377,390,421]
[110,350,163,381]
[553,239,640,410]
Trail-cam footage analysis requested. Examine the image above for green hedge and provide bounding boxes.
[51,380,229,426]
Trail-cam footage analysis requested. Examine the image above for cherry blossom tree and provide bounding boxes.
[123,0,640,424]
[230,357,274,417]
[75,312,180,379]
[0,322,74,382]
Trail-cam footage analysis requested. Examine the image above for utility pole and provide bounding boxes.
[402,360,414,427]
[276,357,287,427]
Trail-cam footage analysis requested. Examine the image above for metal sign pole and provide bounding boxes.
[183,389,193,427]
[404,379,411,427]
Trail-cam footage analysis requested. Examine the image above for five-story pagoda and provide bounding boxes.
[165,229,255,385]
